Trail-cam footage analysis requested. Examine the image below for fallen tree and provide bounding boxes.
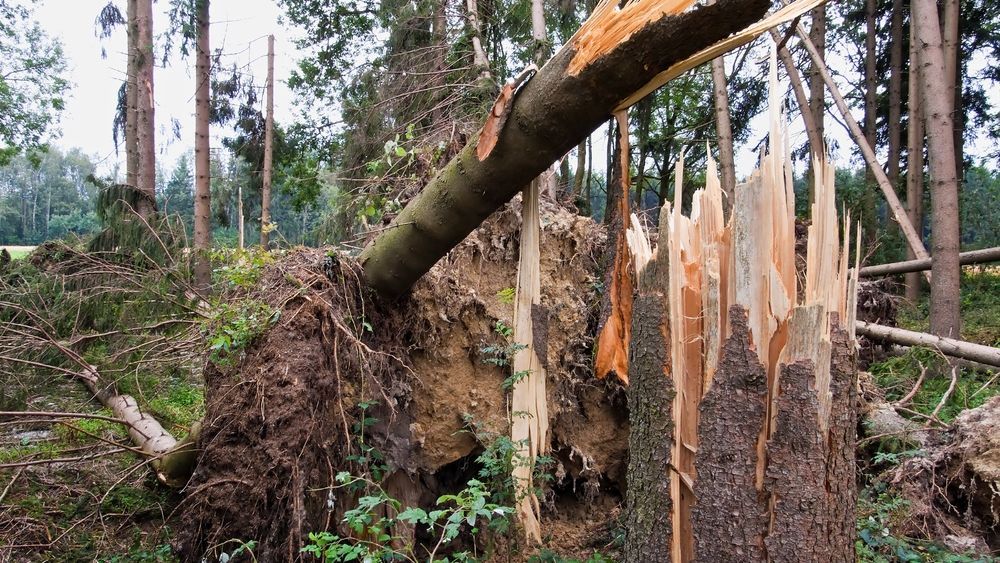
[858,246,1000,277]
[856,321,1000,368]
[359,0,774,297]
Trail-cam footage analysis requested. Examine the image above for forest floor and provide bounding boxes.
[0,242,998,562]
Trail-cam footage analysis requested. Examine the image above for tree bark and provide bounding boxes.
[573,139,587,213]
[194,0,212,289]
[126,0,138,190]
[857,321,1000,367]
[359,0,771,297]
[913,0,962,337]
[941,0,960,172]
[886,0,904,190]
[625,280,675,562]
[808,4,825,154]
[135,0,156,218]
[905,20,925,302]
[260,35,275,249]
[465,0,492,80]
[859,247,1000,277]
[861,0,878,242]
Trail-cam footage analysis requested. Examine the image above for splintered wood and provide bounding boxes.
[595,110,635,384]
[511,178,549,544]
[626,47,861,562]
[567,0,696,75]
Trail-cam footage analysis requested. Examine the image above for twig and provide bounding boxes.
[970,371,999,398]
[0,448,128,469]
[929,366,959,422]
[0,468,24,504]
[894,362,927,408]
[0,411,129,427]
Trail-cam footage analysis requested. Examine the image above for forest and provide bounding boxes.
[1,0,999,561]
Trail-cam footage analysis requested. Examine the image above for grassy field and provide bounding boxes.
[3,245,35,259]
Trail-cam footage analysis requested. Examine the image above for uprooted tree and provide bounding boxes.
[173,0,867,560]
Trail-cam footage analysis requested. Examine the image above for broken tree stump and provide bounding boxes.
[624,56,860,561]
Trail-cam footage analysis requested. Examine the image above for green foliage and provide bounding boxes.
[479,320,529,390]
[302,473,511,563]
[0,3,69,164]
[496,287,515,305]
[461,414,554,511]
[0,148,99,245]
[203,298,280,366]
[211,247,275,289]
[527,550,615,563]
[869,346,999,423]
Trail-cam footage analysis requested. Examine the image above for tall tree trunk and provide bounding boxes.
[126,0,138,189]
[634,98,652,209]
[862,0,878,243]
[913,0,961,337]
[905,15,925,302]
[709,0,736,211]
[359,0,771,296]
[808,4,825,151]
[771,30,823,161]
[194,0,212,289]
[887,0,904,190]
[135,0,156,217]
[796,23,930,268]
[260,35,275,249]
[531,0,548,62]
[465,0,492,80]
[573,139,587,213]
[941,0,960,174]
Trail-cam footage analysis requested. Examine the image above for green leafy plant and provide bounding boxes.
[301,473,512,562]
[496,288,515,305]
[480,321,529,390]
[203,299,280,366]
[856,484,989,563]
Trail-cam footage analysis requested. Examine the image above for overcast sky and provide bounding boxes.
[29,1,996,185]
[32,0,298,177]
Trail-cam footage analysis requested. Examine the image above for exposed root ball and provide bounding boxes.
[178,204,628,561]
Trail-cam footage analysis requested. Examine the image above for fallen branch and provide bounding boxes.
[856,321,1000,368]
[858,246,1000,277]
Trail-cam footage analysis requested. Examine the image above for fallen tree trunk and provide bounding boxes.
[359,0,772,297]
[76,365,199,487]
[858,246,1000,277]
[792,21,931,276]
[856,321,1000,368]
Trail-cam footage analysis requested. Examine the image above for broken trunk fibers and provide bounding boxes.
[511,178,549,543]
[624,49,860,561]
[595,110,634,384]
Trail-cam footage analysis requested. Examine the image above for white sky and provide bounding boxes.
[31,0,298,177]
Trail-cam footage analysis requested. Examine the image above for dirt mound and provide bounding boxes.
[177,202,627,561]
[891,396,1000,552]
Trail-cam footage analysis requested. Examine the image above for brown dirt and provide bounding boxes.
[177,202,629,561]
